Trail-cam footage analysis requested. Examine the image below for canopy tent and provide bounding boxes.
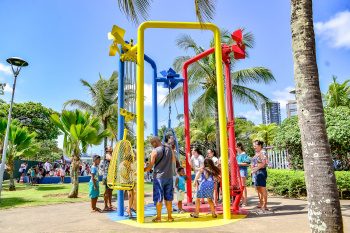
[55,156,71,163]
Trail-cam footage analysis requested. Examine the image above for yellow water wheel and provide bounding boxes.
[106,129,135,190]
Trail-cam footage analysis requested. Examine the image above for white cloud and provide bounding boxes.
[4,83,13,93]
[237,110,261,120]
[0,63,12,75]
[144,83,168,107]
[315,11,350,49]
[271,86,295,109]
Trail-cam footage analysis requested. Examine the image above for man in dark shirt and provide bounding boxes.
[144,137,175,222]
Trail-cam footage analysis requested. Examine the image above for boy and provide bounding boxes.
[175,167,189,213]
[90,155,101,212]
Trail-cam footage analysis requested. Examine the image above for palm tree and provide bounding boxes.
[322,76,350,108]
[50,110,110,198]
[116,0,217,24]
[63,72,119,150]
[291,0,343,231]
[6,123,38,191]
[249,123,277,147]
[168,29,275,153]
[0,118,8,155]
[190,117,216,148]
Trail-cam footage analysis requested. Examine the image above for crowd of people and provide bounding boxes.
[88,134,269,220]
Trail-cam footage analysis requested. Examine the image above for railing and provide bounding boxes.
[264,146,290,169]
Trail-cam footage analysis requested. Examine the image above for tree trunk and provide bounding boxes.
[7,157,15,191]
[214,102,220,157]
[291,0,343,232]
[103,120,108,152]
[68,151,79,198]
[111,138,114,148]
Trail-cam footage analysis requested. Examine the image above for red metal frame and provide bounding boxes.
[182,30,245,207]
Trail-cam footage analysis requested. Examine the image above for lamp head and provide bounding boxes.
[6,57,28,67]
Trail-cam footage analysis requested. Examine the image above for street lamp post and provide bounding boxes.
[0,57,28,202]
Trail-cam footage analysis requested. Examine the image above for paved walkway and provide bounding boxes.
[0,188,349,233]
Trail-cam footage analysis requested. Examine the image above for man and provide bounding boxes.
[144,136,175,222]
[0,162,9,176]
[164,135,174,145]
[103,145,114,211]
[44,160,51,177]
[58,156,66,184]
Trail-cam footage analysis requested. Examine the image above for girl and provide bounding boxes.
[119,153,136,217]
[190,158,221,218]
[236,142,251,206]
[206,148,219,205]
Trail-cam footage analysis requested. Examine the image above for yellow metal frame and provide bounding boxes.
[136,21,230,223]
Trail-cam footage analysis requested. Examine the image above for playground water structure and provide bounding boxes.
[108,21,249,226]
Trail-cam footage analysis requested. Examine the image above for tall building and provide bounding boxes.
[262,101,281,125]
[287,100,298,118]
[235,115,247,121]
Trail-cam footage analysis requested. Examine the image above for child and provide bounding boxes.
[175,167,189,213]
[119,153,136,217]
[30,166,36,186]
[89,155,101,212]
[190,158,221,218]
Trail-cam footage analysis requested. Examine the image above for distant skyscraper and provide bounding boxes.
[262,101,281,125]
[287,100,298,118]
[235,115,247,121]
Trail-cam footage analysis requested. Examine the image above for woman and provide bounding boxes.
[188,147,205,204]
[236,142,250,206]
[251,140,268,211]
[206,148,219,205]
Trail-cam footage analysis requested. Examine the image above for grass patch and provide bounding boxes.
[0,181,153,210]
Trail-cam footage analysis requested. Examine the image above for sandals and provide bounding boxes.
[126,209,133,217]
[212,214,217,218]
[190,213,199,218]
[90,208,102,213]
[103,207,113,212]
[152,218,161,223]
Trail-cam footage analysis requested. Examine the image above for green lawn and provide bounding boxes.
[0,181,153,210]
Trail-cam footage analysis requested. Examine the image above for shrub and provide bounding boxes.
[246,169,350,199]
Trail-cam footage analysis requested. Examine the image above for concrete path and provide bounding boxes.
[0,188,349,233]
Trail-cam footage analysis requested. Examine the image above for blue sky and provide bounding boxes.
[0,0,349,155]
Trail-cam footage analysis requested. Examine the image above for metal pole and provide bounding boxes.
[0,72,18,202]
[117,49,125,216]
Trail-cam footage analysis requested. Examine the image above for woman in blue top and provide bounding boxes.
[236,142,250,206]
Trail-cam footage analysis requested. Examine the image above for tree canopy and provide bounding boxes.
[0,101,60,140]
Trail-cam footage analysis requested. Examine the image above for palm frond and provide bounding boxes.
[195,0,217,24]
[231,67,275,85]
[117,0,152,24]
[232,85,270,110]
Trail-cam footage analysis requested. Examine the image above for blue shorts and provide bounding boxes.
[89,182,100,198]
[239,168,248,178]
[153,178,174,203]
[255,168,267,187]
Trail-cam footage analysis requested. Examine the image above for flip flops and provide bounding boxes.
[90,208,102,213]
[190,213,199,218]
[152,218,161,223]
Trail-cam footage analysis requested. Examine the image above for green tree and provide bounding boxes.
[250,123,277,147]
[235,118,255,156]
[291,1,343,230]
[63,72,119,150]
[35,139,63,162]
[168,29,275,153]
[273,108,350,171]
[6,122,38,190]
[50,110,110,198]
[190,117,216,149]
[0,102,60,140]
[322,76,350,108]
